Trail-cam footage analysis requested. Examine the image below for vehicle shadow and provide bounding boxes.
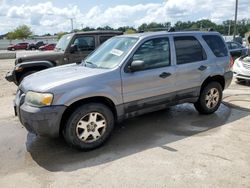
[26,103,250,172]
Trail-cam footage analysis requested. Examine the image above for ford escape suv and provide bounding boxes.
[15,31,233,150]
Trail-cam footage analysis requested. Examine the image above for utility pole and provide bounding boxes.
[70,18,74,32]
[228,21,231,36]
[233,0,238,39]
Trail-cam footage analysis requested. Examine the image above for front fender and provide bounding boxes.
[15,61,54,70]
[8,61,55,84]
[54,85,122,107]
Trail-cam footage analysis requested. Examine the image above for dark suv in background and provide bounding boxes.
[5,31,123,85]
[226,41,249,59]
[27,41,46,50]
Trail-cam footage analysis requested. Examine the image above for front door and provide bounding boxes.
[68,35,96,63]
[121,37,176,112]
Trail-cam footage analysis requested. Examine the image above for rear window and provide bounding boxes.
[174,36,206,65]
[202,35,228,57]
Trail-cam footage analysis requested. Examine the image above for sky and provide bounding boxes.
[0,0,249,35]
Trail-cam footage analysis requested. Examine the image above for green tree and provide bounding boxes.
[57,32,67,40]
[138,22,171,32]
[125,28,137,34]
[6,25,32,39]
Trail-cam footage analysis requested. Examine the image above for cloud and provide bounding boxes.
[0,0,249,35]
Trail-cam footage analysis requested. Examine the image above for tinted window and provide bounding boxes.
[132,38,170,70]
[73,36,95,51]
[203,35,228,57]
[231,42,241,49]
[100,36,113,44]
[174,36,206,65]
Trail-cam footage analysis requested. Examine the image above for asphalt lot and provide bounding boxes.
[0,59,250,187]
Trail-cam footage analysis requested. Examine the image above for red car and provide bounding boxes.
[7,43,29,51]
[39,43,56,51]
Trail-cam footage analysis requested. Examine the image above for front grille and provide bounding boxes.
[242,62,250,70]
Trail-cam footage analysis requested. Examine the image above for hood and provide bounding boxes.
[20,64,110,92]
[16,51,63,64]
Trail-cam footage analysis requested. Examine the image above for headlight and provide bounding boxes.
[25,91,53,107]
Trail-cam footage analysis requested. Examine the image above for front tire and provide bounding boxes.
[63,103,114,150]
[194,82,222,114]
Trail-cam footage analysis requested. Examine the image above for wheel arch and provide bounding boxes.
[201,75,225,92]
[59,96,118,135]
[15,61,55,83]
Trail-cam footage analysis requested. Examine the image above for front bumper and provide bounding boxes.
[234,73,250,80]
[18,104,66,137]
[15,90,67,138]
[5,70,15,82]
[233,63,250,80]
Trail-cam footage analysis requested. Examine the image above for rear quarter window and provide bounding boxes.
[202,35,228,57]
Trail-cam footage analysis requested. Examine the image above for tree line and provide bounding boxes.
[4,19,250,40]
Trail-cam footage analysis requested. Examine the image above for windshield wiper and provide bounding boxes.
[84,61,97,68]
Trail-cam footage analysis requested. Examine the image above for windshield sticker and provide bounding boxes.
[110,49,124,56]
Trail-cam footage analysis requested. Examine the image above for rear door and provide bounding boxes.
[174,35,208,99]
[121,37,176,112]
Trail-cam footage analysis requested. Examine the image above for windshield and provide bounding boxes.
[83,37,138,69]
[55,34,73,51]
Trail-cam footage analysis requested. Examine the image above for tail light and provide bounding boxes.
[229,56,234,69]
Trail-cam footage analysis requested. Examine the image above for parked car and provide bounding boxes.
[5,31,123,85]
[7,43,29,51]
[14,31,233,150]
[39,43,56,51]
[27,41,46,50]
[233,55,250,82]
[226,41,249,59]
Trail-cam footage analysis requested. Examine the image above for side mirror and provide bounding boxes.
[128,60,144,72]
[70,44,78,53]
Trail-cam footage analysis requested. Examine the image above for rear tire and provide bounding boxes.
[194,82,222,114]
[63,103,114,150]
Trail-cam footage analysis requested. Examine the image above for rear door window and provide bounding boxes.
[202,35,228,57]
[174,36,206,65]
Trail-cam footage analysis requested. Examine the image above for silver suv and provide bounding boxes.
[15,31,233,150]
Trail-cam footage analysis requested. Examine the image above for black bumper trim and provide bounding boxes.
[18,104,67,138]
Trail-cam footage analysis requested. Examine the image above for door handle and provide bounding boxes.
[198,65,207,71]
[159,72,171,78]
